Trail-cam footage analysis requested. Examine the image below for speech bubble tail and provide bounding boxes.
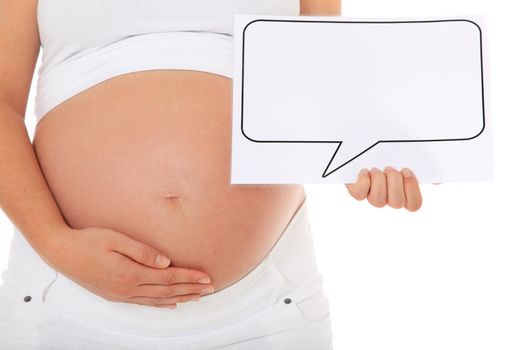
[323,140,376,178]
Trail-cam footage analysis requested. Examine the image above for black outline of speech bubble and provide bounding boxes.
[239,19,486,178]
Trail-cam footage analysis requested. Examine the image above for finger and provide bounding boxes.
[112,232,171,268]
[136,283,214,299]
[345,169,371,201]
[401,168,423,212]
[126,293,202,307]
[137,266,212,286]
[384,166,406,209]
[367,167,387,208]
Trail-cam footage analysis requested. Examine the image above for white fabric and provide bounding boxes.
[34,0,300,122]
[0,196,333,349]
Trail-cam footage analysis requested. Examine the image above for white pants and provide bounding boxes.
[0,196,333,349]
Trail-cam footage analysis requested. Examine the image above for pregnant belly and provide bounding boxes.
[32,69,305,292]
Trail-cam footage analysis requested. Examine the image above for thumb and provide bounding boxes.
[114,233,171,268]
[345,168,370,201]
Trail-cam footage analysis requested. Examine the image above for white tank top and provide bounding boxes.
[35,0,300,122]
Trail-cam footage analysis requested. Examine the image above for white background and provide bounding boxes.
[1,0,524,349]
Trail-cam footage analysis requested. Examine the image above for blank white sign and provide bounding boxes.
[231,15,494,184]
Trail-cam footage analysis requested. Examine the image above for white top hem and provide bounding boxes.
[34,31,234,123]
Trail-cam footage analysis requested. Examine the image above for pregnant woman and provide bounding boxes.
[0,0,424,349]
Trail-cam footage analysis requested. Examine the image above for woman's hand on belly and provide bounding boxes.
[45,226,215,308]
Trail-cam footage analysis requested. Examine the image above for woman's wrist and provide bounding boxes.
[33,223,76,271]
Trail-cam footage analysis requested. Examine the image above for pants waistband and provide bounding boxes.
[3,195,324,337]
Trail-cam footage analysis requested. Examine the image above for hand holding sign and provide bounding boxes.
[346,167,424,211]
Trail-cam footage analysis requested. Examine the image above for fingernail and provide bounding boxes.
[190,295,201,302]
[359,168,368,176]
[201,286,214,294]
[401,168,412,178]
[155,254,170,267]
[384,166,395,172]
[198,277,211,284]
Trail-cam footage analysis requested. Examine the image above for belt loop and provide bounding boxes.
[284,272,325,304]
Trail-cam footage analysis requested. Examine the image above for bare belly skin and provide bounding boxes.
[32,69,306,293]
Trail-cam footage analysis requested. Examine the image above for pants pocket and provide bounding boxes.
[0,275,31,325]
[0,269,59,331]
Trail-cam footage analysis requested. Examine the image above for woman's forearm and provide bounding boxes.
[300,0,341,16]
[0,102,69,261]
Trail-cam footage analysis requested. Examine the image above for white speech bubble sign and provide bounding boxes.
[237,18,485,178]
